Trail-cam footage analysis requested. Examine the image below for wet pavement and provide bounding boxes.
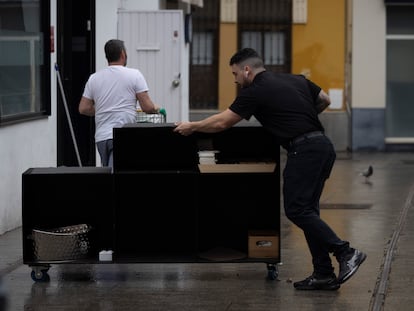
[1,151,414,310]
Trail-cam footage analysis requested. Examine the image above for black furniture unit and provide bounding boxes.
[22,167,113,280]
[197,172,278,255]
[113,123,199,171]
[113,171,199,262]
[22,123,281,281]
[22,167,114,259]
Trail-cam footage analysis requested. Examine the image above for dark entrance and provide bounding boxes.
[57,0,95,166]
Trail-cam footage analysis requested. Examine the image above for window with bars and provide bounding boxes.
[191,32,215,65]
[241,31,286,65]
[189,0,219,109]
[189,0,292,110]
[238,0,292,73]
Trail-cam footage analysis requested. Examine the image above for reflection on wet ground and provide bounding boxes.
[1,151,414,310]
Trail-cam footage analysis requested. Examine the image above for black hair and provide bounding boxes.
[229,48,264,68]
[104,39,125,62]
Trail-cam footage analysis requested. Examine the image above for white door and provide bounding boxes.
[118,10,186,123]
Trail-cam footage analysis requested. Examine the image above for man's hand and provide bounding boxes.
[159,108,166,116]
[174,109,242,136]
[174,122,194,136]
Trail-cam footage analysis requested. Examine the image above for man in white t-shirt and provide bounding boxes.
[79,39,162,167]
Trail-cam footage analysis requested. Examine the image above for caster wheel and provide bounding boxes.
[266,264,278,280]
[31,269,50,282]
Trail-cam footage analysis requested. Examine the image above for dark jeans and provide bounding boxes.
[96,139,113,168]
[283,135,348,276]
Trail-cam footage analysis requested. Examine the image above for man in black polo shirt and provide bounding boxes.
[174,48,366,290]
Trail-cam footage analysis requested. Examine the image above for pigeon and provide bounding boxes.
[360,165,373,183]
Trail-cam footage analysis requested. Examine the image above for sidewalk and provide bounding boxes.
[0,151,413,311]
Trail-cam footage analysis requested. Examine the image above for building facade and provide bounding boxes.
[1,0,413,234]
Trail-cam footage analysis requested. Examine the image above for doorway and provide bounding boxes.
[57,0,95,166]
[386,5,414,141]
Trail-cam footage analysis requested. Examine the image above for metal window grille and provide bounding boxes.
[238,0,292,73]
[189,0,292,109]
[189,0,220,109]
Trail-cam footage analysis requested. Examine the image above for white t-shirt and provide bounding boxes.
[82,65,149,142]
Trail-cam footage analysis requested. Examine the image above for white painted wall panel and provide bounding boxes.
[0,1,58,235]
[352,0,386,109]
[118,10,187,122]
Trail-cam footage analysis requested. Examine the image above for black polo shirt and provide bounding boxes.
[229,71,325,149]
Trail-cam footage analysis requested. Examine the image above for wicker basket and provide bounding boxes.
[136,110,166,123]
[31,224,92,262]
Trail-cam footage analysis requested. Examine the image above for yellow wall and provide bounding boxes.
[292,0,346,108]
[217,0,346,111]
[218,23,238,111]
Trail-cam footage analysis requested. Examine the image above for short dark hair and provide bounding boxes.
[104,39,125,62]
[229,48,264,68]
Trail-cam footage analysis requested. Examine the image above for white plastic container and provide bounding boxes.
[99,250,113,261]
[198,150,219,164]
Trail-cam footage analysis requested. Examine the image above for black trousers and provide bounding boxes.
[283,134,348,276]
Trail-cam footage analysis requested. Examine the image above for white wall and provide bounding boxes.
[118,0,162,10]
[351,0,386,109]
[0,0,58,235]
[96,0,162,72]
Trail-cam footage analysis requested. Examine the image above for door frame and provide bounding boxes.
[57,0,96,166]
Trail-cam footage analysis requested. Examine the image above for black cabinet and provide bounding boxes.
[113,123,199,172]
[113,171,199,262]
[22,167,113,263]
[113,123,280,263]
[197,172,279,255]
[22,123,281,281]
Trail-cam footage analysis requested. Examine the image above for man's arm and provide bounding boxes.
[174,109,243,136]
[136,91,160,113]
[315,90,331,113]
[78,97,95,116]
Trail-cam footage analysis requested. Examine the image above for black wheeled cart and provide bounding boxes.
[22,123,281,282]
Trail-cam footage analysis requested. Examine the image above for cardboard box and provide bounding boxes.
[248,230,279,258]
